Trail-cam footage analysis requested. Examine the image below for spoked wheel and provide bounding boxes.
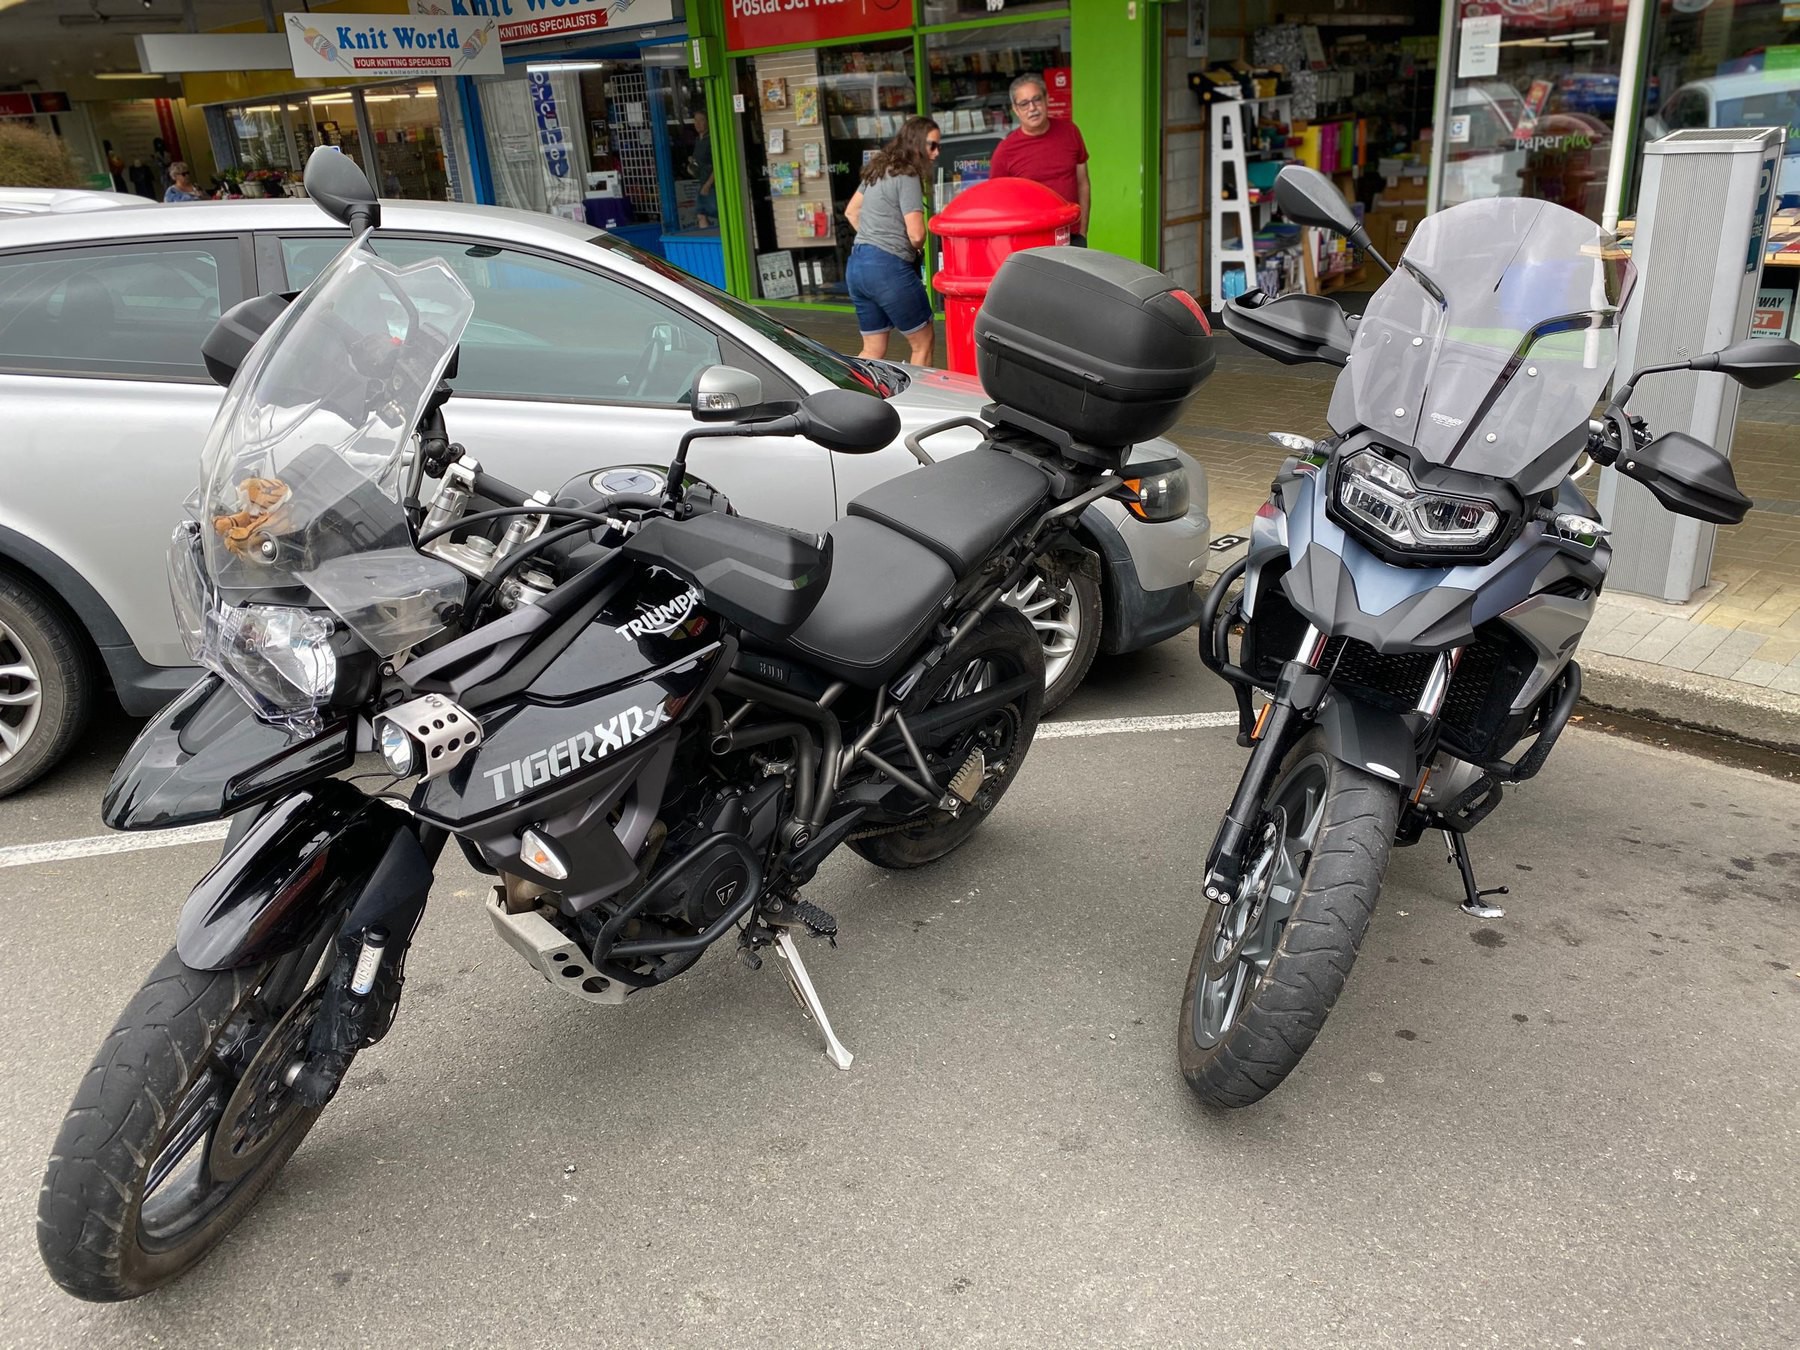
[1000,555,1099,714]
[38,916,344,1301]
[1178,730,1400,1108]
[849,606,1045,870]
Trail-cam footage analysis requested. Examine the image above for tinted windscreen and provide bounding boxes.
[1326,196,1634,481]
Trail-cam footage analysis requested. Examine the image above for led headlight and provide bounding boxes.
[378,719,418,776]
[1336,450,1503,555]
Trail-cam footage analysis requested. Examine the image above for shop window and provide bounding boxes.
[280,237,720,405]
[366,83,449,201]
[923,19,1070,205]
[734,40,917,303]
[0,241,240,381]
[477,62,707,249]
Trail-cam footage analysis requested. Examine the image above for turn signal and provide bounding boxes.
[519,828,569,882]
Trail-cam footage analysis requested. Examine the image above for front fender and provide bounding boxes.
[102,674,356,831]
[1313,695,1417,788]
[177,781,421,970]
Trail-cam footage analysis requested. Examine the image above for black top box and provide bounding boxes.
[974,247,1215,451]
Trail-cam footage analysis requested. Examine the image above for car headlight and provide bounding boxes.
[1123,460,1190,523]
[1335,450,1503,555]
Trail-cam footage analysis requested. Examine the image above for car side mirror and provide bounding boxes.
[1617,430,1752,524]
[201,291,296,387]
[1693,336,1800,389]
[796,389,899,454]
[303,144,380,232]
[691,365,766,422]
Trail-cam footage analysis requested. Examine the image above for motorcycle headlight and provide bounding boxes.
[208,604,338,730]
[1335,450,1503,556]
[167,521,210,662]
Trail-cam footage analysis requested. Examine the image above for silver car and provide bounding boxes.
[0,193,1211,796]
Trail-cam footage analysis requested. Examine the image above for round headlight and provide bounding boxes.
[378,720,418,776]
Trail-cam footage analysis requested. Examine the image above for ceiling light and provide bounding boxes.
[527,62,604,72]
[94,70,170,79]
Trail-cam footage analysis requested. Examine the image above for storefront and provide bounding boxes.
[447,1,720,274]
[710,1,1074,307]
[210,80,451,198]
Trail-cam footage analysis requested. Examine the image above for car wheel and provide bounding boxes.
[1001,554,1100,714]
[0,574,95,799]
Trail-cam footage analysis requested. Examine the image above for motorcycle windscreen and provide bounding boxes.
[194,237,473,654]
[1327,197,1634,480]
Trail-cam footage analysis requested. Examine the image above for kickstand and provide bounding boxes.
[772,929,854,1071]
[1442,829,1508,919]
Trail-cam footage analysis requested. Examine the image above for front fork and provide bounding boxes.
[1202,628,1462,906]
[1201,626,1330,904]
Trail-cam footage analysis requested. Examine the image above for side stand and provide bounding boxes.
[773,930,854,1071]
[1442,829,1508,919]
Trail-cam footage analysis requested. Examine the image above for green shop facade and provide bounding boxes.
[460,0,1168,313]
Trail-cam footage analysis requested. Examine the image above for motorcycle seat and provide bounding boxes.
[767,516,957,688]
[846,447,1051,578]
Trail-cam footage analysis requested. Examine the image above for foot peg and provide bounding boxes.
[772,929,853,1071]
[1442,829,1508,919]
[947,749,985,805]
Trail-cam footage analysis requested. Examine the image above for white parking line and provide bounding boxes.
[0,711,1236,869]
[0,821,230,870]
[1038,711,1238,739]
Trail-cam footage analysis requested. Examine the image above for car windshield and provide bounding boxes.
[1716,91,1800,139]
[195,235,471,653]
[1326,196,1635,482]
[588,233,903,396]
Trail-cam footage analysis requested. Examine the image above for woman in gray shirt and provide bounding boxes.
[844,116,941,366]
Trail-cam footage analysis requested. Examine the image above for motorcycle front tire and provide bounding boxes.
[38,920,341,1301]
[1177,729,1401,1108]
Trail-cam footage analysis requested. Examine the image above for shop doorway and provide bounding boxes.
[475,56,708,261]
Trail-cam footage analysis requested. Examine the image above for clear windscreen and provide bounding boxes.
[1326,197,1635,479]
[196,238,473,653]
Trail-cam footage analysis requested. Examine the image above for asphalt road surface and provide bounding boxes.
[1,640,1795,1348]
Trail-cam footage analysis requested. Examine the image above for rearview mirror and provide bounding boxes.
[691,365,766,421]
[201,291,295,387]
[303,144,380,232]
[796,389,899,454]
[1618,430,1752,524]
[1274,165,1361,239]
[1693,336,1800,390]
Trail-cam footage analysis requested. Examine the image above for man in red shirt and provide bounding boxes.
[988,72,1090,245]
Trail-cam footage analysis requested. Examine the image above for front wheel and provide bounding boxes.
[38,921,341,1301]
[1177,730,1400,1108]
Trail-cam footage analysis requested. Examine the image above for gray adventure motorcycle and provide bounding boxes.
[36,147,1213,1298]
[1181,164,1800,1107]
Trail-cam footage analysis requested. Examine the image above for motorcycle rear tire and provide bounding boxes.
[850,606,1045,870]
[1177,730,1400,1108]
[38,925,340,1301]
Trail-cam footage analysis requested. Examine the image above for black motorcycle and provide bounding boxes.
[37,147,1214,1299]
[1178,165,1800,1107]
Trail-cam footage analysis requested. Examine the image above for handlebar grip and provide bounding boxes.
[474,471,530,508]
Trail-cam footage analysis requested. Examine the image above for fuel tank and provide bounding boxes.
[412,566,729,831]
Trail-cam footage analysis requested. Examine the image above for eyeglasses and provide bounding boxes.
[927,139,942,153]
[1013,95,1046,110]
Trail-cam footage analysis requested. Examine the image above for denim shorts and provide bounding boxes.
[846,243,932,336]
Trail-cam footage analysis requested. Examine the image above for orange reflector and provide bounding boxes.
[1251,702,1272,741]
[1411,767,1432,804]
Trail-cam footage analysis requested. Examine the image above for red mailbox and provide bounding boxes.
[929,177,1081,375]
